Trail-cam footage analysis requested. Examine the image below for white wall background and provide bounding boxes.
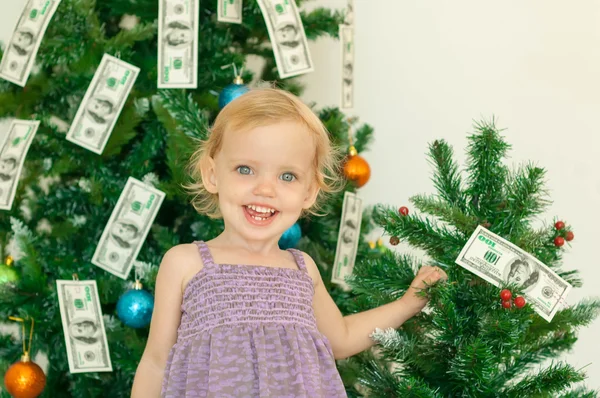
[0,0,598,392]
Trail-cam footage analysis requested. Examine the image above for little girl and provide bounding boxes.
[131,88,447,397]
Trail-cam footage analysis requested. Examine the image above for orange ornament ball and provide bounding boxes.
[343,148,371,188]
[4,357,46,398]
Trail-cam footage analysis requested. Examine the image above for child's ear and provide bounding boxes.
[302,183,320,210]
[200,156,218,194]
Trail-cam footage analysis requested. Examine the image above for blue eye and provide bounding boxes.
[280,172,296,182]
[237,166,252,175]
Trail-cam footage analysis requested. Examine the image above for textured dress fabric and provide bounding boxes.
[161,241,347,397]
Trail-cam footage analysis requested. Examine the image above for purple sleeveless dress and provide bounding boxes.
[161,241,347,397]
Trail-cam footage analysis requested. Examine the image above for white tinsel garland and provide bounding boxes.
[7,217,33,261]
[142,173,159,188]
[369,327,404,349]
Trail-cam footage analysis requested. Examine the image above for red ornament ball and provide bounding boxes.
[565,231,574,242]
[554,236,565,247]
[389,236,400,246]
[500,289,512,301]
[398,206,409,216]
[4,357,46,398]
[502,300,512,309]
[554,221,565,230]
[514,296,526,308]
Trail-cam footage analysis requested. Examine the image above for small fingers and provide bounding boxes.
[430,266,448,282]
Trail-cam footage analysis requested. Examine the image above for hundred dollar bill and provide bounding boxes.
[332,191,363,289]
[455,225,572,322]
[256,0,314,79]
[0,0,61,87]
[158,0,199,88]
[340,24,354,109]
[0,120,40,211]
[218,0,243,24]
[344,0,354,25]
[92,177,165,279]
[66,54,139,155]
[56,279,112,373]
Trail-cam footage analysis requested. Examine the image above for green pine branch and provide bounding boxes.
[427,139,466,210]
[464,119,510,220]
[501,362,586,398]
[410,194,478,235]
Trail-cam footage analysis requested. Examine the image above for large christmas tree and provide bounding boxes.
[0,1,376,396]
[340,121,600,397]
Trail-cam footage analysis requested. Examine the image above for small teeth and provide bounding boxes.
[247,204,276,213]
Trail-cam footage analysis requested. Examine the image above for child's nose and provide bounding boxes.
[253,177,276,197]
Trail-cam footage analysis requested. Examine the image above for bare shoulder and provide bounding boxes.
[162,243,201,265]
[159,243,203,293]
[297,251,324,287]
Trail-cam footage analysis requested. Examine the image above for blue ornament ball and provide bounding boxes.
[116,286,154,328]
[279,223,302,250]
[219,82,250,109]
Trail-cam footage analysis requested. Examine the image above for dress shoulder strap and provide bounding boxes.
[194,241,216,267]
[287,249,308,273]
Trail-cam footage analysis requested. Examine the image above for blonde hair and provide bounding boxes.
[186,88,344,219]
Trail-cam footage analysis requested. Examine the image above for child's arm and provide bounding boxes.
[131,244,196,398]
[304,253,447,360]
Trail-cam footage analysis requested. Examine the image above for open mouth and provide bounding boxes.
[243,204,279,224]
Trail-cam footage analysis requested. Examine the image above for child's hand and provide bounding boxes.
[401,265,448,313]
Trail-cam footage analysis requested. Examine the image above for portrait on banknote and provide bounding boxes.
[68,317,100,345]
[86,95,115,125]
[0,155,18,183]
[276,22,300,49]
[341,217,358,246]
[343,62,352,93]
[10,27,36,57]
[504,257,540,293]
[110,219,140,249]
[164,20,193,48]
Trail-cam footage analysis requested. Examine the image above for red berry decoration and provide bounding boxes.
[398,206,409,216]
[565,231,574,242]
[502,300,512,309]
[500,289,512,301]
[554,221,565,230]
[389,236,400,246]
[514,296,526,308]
[554,236,565,247]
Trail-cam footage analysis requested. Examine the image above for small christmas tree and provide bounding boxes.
[342,120,600,397]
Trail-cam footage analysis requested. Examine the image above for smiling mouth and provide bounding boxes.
[244,204,279,221]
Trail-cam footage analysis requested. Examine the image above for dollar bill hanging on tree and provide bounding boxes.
[340,24,354,109]
[332,191,363,289]
[91,177,165,280]
[66,54,139,154]
[455,225,572,322]
[218,0,243,24]
[0,0,61,87]
[256,0,314,79]
[340,0,354,109]
[0,120,40,211]
[56,279,113,373]
[158,0,199,88]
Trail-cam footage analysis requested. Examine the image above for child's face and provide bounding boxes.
[204,121,319,244]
